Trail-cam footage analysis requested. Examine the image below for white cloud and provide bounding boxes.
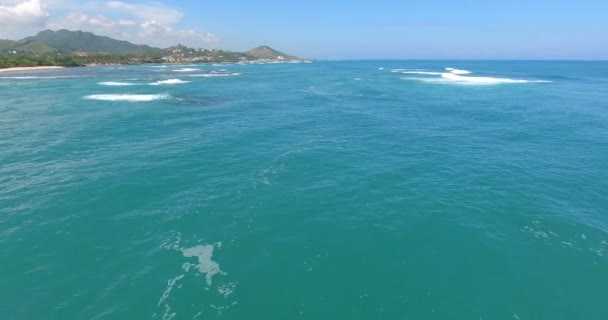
[106,1,182,25]
[0,0,47,20]
[137,20,219,47]
[118,19,136,26]
[0,0,49,38]
[0,0,219,48]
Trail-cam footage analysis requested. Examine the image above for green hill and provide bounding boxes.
[20,29,161,54]
[0,39,18,50]
[17,41,56,54]
[0,39,56,54]
[246,45,297,60]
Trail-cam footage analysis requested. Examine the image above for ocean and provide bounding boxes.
[1,61,607,319]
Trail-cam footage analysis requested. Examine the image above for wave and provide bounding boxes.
[188,72,242,78]
[395,67,551,85]
[440,73,551,84]
[445,67,471,74]
[409,73,551,85]
[98,81,139,86]
[83,93,171,102]
[391,69,442,76]
[392,68,471,76]
[173,68,199,72]
[149,79,191,86]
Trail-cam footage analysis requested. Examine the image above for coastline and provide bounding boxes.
[0,66,66,73]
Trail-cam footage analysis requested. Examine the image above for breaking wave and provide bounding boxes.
[83,93,171,102]
[188,72,242,78]
[173,68,199,72]
[393,70,443,75]
[98,81,139,86]
[149,79,191,86]
[396,67,551,85]
[445,67,472,74]
[418,73,552,85]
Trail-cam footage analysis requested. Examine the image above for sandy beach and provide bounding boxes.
[0,66,65,73]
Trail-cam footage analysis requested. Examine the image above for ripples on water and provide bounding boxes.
[1,61,607,319]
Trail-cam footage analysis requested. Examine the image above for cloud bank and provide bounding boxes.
[0,0,219,48]
[0,0,49,37]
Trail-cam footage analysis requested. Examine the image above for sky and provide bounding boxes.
[0,0,606,59]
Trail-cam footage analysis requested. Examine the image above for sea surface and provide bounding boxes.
[1,61,607,320]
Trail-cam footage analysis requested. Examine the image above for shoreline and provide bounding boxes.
[0,66,66,73]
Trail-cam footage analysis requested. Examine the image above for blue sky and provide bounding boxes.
[1,0,607,59]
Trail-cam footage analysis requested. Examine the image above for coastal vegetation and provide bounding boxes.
[0,54,166,68]
[0,29,300,69]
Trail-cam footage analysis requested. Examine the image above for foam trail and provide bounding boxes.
[84,93,171,102]
[149,79,190,86]
[157,274,184,307]
[98,81,138,86]
[446,67,472,74]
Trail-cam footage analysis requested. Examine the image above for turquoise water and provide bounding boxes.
[1,61,607,319]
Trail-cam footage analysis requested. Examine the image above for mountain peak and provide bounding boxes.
[20,29,160,54]
[246,45,297,60]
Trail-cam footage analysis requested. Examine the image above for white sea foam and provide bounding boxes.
[446,67,472,74]
[155,238,233,319]
[149,79,190,85]
[393,68,471,75]
[84,93,171,102]
[188,73,241,78]
[181,244,224,286]
[398,67,551,85]
[402,71,444,75]
[435,73,550,85]
[391,69,443,75]
[98,81,138,86]
[173,68,199,72]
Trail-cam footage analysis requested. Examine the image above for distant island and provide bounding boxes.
[0,29,304,69]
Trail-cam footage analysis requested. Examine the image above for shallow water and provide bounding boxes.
[1,61,607,319]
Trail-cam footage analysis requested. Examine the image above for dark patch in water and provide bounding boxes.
[173,95,232,107]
